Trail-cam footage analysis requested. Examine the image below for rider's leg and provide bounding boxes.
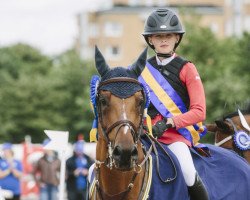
[168,142,196,186]
[168,142,209,200]
[188,173,209,200]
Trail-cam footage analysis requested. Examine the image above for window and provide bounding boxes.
[129,0,139,6]
[243,16,250,32]
[104,22,123,37]
[105,46,121,60]
[89,23,99,38]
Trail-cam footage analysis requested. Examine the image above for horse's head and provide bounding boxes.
[207,110,250,159]
[94,46,148,170]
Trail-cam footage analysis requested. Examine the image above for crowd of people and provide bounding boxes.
[0,138,94,200]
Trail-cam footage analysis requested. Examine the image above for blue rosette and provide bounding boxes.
[89,75,100,142]
[233,130,250,151]
[90,75,100,117]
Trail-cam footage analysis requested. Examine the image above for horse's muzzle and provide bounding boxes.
[112,144,138,170]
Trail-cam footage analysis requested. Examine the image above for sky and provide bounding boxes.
[0,0,109,56]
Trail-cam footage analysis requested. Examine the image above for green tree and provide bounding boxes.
[234,32,250,95]
[0,43,52,79]
[0,44,53,142]
[51,50,97,141]
[0,44,97,143]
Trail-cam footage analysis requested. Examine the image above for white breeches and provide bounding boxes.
[168,142,196,186]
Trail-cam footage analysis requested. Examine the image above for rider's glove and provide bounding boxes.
[152,118,173,138]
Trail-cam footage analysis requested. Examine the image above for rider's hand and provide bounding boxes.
[152,118,173,138]
[166,118,175,128]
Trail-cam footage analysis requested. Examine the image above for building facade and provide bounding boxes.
[76,0,250,66]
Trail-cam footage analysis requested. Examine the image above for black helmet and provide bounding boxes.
[143,8,185,50]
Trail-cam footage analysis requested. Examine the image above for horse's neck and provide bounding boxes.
[97,165,146,200]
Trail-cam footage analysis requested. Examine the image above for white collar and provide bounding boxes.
[156,53,176,66]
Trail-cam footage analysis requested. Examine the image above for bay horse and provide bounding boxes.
[206,107,250,164]
[88,47,250,200]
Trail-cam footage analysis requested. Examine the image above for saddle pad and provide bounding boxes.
[192,144,250,200]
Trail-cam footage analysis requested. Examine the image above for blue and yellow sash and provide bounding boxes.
[138,62,207,147]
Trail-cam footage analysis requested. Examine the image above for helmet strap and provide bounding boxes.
[156,51,174,58]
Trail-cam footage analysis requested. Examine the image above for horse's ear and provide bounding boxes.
[95,46,110,76]
[215,120,232,132]
[130,47,148,77]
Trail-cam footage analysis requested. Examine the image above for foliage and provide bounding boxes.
[0,44,96,143]
[50,50,97,142]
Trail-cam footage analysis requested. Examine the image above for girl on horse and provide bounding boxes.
[140,8,209,200]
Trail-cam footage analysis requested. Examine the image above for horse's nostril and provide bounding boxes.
[113,145,138,160]
[113,146,122,158]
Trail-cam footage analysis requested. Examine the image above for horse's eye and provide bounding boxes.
[138,98,145,107]
[99,96,109,107]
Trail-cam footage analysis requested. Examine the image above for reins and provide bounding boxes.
[143,133,177,183]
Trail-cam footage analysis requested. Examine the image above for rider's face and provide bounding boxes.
[148,33,179,54]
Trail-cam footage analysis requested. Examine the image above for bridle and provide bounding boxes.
[215,118,250,158]
[93,77,152,200]
[214,119,234,147]
[96,77,146,169]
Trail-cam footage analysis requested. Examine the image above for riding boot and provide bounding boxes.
[188,173,209,200]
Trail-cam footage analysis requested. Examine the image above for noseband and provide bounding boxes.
[96,77,146,169]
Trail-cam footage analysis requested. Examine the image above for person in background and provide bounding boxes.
[66,140,94,200]
[33,139,60,200]
[141,8,209,200]
[0,143,23,200]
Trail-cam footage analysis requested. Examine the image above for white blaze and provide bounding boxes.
[122,99,129,134]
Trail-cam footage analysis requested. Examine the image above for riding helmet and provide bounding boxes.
[142,8,185,50]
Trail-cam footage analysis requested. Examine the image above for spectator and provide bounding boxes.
[33,139,60,200]
[0,143,23,200]
[66,140,94,200]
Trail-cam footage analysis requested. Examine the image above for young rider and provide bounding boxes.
[140,8,209,200]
